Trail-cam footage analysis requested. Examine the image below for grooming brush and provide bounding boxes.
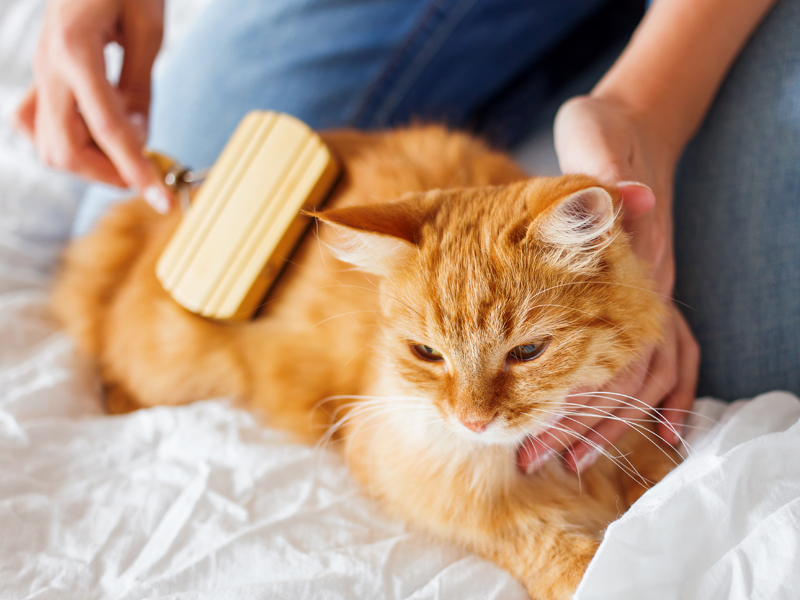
[151,111,340,322]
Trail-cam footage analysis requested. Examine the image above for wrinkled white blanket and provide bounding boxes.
[2,2,799,598]
[577,393,800,599]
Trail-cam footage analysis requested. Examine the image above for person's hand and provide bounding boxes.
[517,94,700,475]
[13,0,172,212]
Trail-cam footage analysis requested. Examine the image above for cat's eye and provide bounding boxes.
[508,340,549,362]
[411,344,444,362]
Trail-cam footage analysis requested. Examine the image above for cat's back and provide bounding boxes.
[321,126,527,205]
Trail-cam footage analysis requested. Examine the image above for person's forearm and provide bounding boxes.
[594,0,777,165]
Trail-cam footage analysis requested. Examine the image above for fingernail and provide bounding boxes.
[575,449,600,473]
[525,448,556,474]
[617,180,652,192]
[128,112,148,144]
[144,186,170,214]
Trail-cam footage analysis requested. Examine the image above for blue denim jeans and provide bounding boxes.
[673,0,800,399]
[72,0,800,400]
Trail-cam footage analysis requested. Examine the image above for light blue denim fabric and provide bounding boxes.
[70,0,609,236]
[673,0,800,400]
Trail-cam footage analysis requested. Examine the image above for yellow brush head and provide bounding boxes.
[156,111,340,321]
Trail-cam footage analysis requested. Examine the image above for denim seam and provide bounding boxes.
[352,0,480,128]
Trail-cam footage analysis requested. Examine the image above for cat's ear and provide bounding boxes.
[531,186,616,248]
[312,199,428,276]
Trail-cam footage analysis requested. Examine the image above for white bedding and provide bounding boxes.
[2,2,800,599]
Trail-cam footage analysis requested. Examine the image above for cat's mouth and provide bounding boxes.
[447,411,557,448]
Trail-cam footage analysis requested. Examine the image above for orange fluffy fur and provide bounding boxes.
[53,126,678,600]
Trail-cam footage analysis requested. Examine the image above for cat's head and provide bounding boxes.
[316,175,664,446]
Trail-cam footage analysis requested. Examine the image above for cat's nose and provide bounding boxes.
[460,418,492,433]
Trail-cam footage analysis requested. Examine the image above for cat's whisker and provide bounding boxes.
[554,415,650,485]
[557,397,694,457]
[316,404,400,456]
[326,403,415,436]
[552,408,711,431]
[566,392,716,424]
[309,309,381,329]
[525,413,649,486]
[338,415,442,451]
[315,399,395,435]
[340,407,444,486]
[561,395,712,421]
[561,392,712,454]
[312,220,329,270]
[312,394,432,450]
[310,395,391,430]
[314,402,395,474]
[555,407,681,469]
[561,393,687,445]
[343,341,377,368]
[544,394,705,469]
[521,423,589,492]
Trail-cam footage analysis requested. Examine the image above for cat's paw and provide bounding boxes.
[526,535,599,600]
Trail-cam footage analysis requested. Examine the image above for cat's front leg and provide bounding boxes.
[481,519,600,600]
[438,477,603,600]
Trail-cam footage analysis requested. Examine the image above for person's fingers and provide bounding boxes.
[33,72,80,168]
[70,60,161,183]
[70,145,131,186]
[518,392,624,473]
[562,310,697,473]
[32,70,127,186]
[518,351,654,474]
[617,201,673,296]
[118,0,163,122]
[519,420,591,474]
[567,332,679,472]
[13,86,37,139]
[59,39,170,208]
[657,308,700,445]
[25,0,170,212]
[567,328,694,474]
[74,62,172,209]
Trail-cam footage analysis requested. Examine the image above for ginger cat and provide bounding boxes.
[53,126,678,600]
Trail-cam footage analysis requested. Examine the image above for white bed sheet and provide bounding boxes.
[2,2,800,598]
